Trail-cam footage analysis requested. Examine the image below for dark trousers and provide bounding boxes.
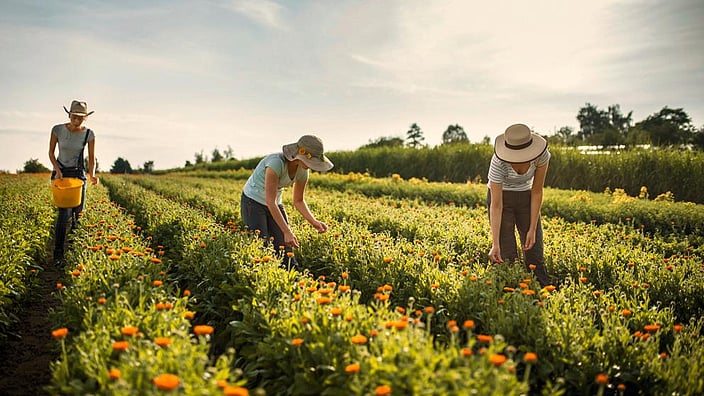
[52,169,87,261]
[240,193,295,264]
[487,189,551,287]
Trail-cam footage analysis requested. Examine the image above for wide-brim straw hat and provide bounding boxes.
[282,135,334,172]
[494,123,547,163]
[63,100,94,116]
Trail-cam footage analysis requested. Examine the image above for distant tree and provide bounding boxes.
[23,158,50,173]
[211,148,224,162]
[481,135,491,145]
[636,107,693,147]
[110,157,133,174]
[553,126,576,146]
[143,161,154,174]
[194,151,206,164]
[223,145,235,160]
[405,123,425,148]
[184,160,193,167]
[360,136,404,149]
[692,125,704,150]
[576,103,633,147]
[441,124,468,144]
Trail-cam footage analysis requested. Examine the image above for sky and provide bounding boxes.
[1,0,703,172]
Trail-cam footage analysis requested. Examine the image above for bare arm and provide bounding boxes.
[48,132,63,179]
[87,138,98,185]
[264,167,299,247]
[488,181,504,263]
[292,180,328,233]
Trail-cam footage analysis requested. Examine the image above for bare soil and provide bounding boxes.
[0,257,62,396]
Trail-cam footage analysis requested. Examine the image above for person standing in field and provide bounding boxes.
[487,123,551,287]
[48,100,99,263]
[240,135,333,265]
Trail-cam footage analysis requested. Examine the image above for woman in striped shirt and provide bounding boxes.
[487,123,551,287]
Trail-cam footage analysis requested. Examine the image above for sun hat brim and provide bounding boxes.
[494,133,547,164]
[64,106,94,116]
[282,142,334,172]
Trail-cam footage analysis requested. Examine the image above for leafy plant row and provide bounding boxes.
[101,176,535,395]
[0,174,54,342]
[117,174,704,395]
[46,183,245,395]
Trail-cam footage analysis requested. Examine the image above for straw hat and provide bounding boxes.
[282,135,334,172]
[63,100,94,116]
[494,123,547,163]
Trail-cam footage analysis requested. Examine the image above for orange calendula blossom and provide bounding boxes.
[153,373,180,391]
[193,325,214,336]
[108,368,121,380]
[345,363,361,374]
[351,335,368,345]
[476,334,493,343]
[155,337,171,347]
[121,326,139,336]
[595,373,609,385]
[291,338,304,346]
[489,353,507,367]
[223,386,249,396]
[524,352,538,363]
[375,385,392,396]
[112,341,129,351]
[52,327,69,339]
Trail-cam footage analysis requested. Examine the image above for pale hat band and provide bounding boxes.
[282,135,334,172]
[494,123,547,163]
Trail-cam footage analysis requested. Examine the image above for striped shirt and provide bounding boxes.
[487,149,550,191]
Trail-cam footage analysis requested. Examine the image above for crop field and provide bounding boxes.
[1,172,703,395]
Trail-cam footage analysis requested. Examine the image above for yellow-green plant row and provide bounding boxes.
[0,174,54,341]
[104,173,704,395]
[46,182,246,395]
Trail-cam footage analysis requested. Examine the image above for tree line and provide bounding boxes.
[13,103,704,174]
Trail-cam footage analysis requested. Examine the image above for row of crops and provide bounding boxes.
[2,172,703,395]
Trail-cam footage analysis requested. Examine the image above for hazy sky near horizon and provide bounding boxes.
[1,0,702,172]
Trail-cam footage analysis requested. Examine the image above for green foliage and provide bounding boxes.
[22,158,51,173]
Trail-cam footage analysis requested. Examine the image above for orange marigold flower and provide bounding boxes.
[673,324,684,333]
[543,285,556,292]
[595,373,608,385]
[97,297,107,305]
[579,277,588,283]
[217,380,228,388]
[644,324,661,333]
[489,353,507,367]
[617,384,626,391]
[524,352,538,363]
[341,272,349,279]
[424,306,435,314]
[318,288,333,295]
[316,297,332,305]
[338,285,351,293]
[149,257,162,264]
[183,289,191,296]
[184,311,195,320]
[503,287,515,292]
[56,282,64,290]
[659,352,668,359]
[621,309,632,317]
[375,385,392,396]
[155,302,167,310]
[153,373,180,391]
[351,335,368,345]
[393,320,409,330]
[345,363,361,374]
[375,293,389,302]
[52,327,69,339]
[447,320,457,328]
[331,307,343,316]
[528,264,537,270]
[383,257,392,263]
[223,386,249,396]
[476,334,493,343]
[121,326,139,336]
[193,325,214,336]
[291,338,304,346]
[521,289,535,296]
[112,341,129,351]
[369,329,378,337]
[293,294,302,301]
[155,337,171,347]
[463,320,476,329]
[109,254,121,261]
[306,286,318,293]
[71,269,81,277]
[461,348,473,357]
[153,280,163,287]
[108,368,121,380]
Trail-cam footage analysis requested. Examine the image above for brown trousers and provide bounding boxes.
[487,189,551,287]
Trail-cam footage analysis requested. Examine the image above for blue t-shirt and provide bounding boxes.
[242,153,309,205]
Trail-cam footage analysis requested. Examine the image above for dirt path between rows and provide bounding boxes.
[0,257,62,396]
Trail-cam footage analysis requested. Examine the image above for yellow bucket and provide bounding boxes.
[51,178,84,208]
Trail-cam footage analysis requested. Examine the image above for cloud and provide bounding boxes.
[226,0,286,30]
